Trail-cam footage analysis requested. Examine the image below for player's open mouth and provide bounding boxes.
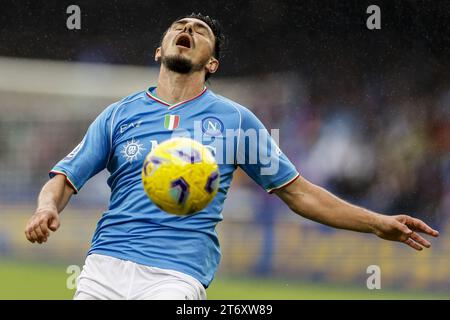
[175,34,192,49]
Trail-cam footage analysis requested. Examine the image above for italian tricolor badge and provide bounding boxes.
[164,115,180,130]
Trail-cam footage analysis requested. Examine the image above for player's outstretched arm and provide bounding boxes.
[274,176,439,251]
[25,174,75,244]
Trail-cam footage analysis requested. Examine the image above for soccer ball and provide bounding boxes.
[141,137,220,216]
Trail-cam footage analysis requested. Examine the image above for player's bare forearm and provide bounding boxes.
[37,174,74,213]
[275,176,439,250]
[25,174,75,244]
[275,177,379,232]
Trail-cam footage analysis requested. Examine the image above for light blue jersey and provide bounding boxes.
[50,87,299,287]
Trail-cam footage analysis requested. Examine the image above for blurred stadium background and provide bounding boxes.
[1,0,450,299]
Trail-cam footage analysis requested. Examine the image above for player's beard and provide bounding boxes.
[161,52,207,75]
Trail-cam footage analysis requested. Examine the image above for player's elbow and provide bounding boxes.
[275,177,313,215]
[282,187,324,219]
[276,188,307,216]
[288,194,311,217]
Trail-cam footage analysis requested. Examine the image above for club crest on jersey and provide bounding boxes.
[121,138,146,163]
[164,115,180,130]
[202,117,224,136]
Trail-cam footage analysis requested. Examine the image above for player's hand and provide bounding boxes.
[374,214,439,250]
[25,208,60,244]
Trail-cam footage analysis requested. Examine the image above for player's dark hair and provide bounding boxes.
[161,13,225,81]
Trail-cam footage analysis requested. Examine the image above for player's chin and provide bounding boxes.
[176,50,196,62]
[166,48,189,59]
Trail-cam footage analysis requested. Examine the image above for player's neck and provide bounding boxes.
[156,67,205,105]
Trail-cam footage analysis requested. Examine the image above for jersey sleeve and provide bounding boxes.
[49,103,117,193]
[236,106,300,193]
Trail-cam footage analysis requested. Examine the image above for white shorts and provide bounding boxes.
[74,254,207,300]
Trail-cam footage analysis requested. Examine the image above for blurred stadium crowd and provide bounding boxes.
[259,64,450,230]
[2,63,449,231]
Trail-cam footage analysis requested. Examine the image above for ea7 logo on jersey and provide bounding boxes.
[120,120,143,134]
[65,140,84,160]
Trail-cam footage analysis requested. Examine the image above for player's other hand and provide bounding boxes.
[25,208,60,244]
[374,214,439,251]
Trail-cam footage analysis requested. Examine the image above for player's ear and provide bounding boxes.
[155,47,161,62]
[206,57,219,75]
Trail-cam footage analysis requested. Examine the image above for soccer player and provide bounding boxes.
[25,13,438,300]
